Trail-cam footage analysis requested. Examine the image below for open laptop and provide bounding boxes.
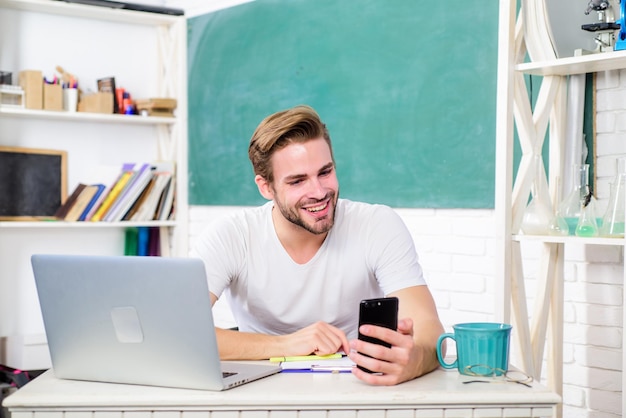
[31,254,280,390]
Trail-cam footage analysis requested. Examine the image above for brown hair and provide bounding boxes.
[248,105,333,183]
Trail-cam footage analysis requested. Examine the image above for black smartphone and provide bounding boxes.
[357,296,399,373]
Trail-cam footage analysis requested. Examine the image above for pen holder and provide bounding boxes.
[18,70,43,110]
[44,84,63,111]
[63,88,78,112]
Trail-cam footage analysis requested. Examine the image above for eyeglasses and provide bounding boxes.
[461,364,533,388]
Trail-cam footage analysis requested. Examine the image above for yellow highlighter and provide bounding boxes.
[269,353,342,363]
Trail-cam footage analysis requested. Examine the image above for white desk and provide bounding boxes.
[4,367,559,418]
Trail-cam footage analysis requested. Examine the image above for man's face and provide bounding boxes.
[266,137,339,235]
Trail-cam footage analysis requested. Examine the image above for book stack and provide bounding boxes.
[54,183,107,221]
[124,226,163,256]
[55,161,175,222]
[134,98,177,117]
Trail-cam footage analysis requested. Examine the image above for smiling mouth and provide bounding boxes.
[305,202,328,213]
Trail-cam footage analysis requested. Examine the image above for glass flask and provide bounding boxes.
[600,157,626,237]
[548,209,569,236]
[521,188,552,234]
[575,193,599,237]
[558,164,598,236]
[548,177,569,236]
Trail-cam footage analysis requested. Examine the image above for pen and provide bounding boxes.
[269,353,342,363]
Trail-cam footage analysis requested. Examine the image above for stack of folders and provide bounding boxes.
[54,161,176,223]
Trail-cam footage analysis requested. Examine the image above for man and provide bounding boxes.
[191,105,444,385]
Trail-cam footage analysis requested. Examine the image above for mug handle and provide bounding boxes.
[436,333,457,369]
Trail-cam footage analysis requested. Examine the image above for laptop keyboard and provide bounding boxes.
[223,371,238,378]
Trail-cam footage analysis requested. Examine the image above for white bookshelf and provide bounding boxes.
[0,0,188,370]
[495,1,625,417]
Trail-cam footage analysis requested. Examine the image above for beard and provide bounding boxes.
[274,190,338,235]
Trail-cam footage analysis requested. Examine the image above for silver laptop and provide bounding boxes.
[31,254,280,390]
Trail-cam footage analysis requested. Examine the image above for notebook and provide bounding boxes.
[31,254,280,390]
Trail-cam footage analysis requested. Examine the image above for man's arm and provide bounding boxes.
[210,292,350,360]
[348,285,444,385]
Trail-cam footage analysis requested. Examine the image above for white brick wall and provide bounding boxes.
[595,69,626,210]
[571,68,626,418]
[186,69,625,418]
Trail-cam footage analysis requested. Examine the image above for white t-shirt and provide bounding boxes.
[190,199,426,339]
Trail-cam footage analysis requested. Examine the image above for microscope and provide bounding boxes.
[580,0,626,51]
[581,0,621,52]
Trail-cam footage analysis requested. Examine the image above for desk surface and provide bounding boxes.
[5,367,560,417]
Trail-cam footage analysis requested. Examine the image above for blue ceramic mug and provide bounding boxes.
[436,322,512,376]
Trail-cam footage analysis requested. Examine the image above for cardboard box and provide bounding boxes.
[43,83,63,111]
[18,70,43,110]
[78,92,113,114]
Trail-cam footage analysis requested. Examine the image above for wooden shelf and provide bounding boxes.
[0,107,176,125]
[0,0,179,25]
[512,234,625,246]
[516,49,626,76]
[0,220,177,228]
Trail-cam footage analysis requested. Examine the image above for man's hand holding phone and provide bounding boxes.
[354,297,398,374]
[349,296,423,385]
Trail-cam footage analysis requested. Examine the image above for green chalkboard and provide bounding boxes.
[188,0,499,208]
